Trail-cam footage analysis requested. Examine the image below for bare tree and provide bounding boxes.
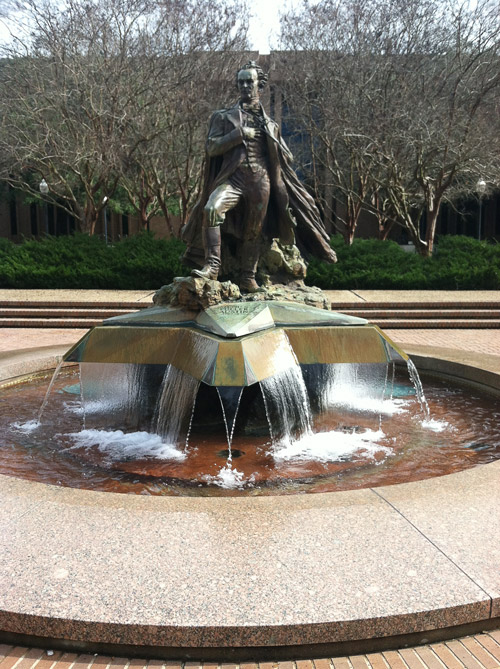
[114,3,250,234]
[0,0,249,235]
[278,0,500,255]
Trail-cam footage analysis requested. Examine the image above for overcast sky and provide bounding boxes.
[0,0,304,52]
[248,0,302,53]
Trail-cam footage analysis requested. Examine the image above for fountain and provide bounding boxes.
[1,61,499,658]
[2,296,499,496]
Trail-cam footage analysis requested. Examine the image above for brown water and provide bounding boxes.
[1,368,499,496]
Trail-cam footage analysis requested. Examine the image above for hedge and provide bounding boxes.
[0,234,188,289]
[305,235,500,290]
[0,233,499,290]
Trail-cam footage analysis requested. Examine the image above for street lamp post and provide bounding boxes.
[39,178,49,235]
[476,178,486,241]
[102,196,109,244]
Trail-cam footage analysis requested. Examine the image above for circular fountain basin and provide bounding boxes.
[0,347,499,658]
[1,364,500,495]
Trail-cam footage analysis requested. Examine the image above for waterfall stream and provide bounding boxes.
[407,358,431,421]
[153,365,200,445]
[37,358,64,424]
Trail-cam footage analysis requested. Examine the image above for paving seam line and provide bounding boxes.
[348,291,367,303]
[1,505,41,532]
[370,487,494,618]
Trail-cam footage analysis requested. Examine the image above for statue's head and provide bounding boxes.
[237,61,268,102]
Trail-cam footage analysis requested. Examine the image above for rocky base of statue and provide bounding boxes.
[220,239,307,287]
[258,240,307,285]
[153,276,329,311]
[153,276,241,311]
[241,281,329,309]
[154,239,330,311]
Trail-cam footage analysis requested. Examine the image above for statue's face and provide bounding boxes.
[238,69,259,103]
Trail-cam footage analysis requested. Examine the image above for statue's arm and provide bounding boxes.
[206,111,244,158]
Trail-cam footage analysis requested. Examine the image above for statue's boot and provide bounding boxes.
[191,226,221,281]
[240,241,261,293]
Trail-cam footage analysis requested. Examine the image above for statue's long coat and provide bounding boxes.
[181,103,337,267]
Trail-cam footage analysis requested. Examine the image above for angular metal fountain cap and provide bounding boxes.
[64,300,408,387]
[101,301,367,337]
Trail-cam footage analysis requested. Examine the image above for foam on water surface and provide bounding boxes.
[66,429,186,461]
[329,395,410,416]
[12,420,41,433]
[202,465,254,489]
[421,418,448,432]
[272,428,391,462]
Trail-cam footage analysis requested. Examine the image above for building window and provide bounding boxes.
[30,203,38,236]
[122,214,129,237]
[9,199,18,236]
[47,204,55,235]
[56,208,68,236]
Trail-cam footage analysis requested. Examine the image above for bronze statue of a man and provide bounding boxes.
[182,61,337,293]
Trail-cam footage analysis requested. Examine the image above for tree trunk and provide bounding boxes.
[343,226,356,245]
[84,199,99,236]
[424,196,443,257]
[158,200,174,238]
[378,219,395,240]
[343,196,360,245]
[403,218,429,256]
[139,206,149,231]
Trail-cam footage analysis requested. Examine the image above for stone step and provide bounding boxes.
[1,316,500,329]
[0,307,136,319]
[0,300,150,310]
[0,318,105,328]
[2,300,500,330]
[331,300,500,309]
[369,318,500,328]
[342,309,500,319]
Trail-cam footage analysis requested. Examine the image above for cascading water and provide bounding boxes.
[5,349,500,495]
[78,362,146,426]
[37,358,64,425]
[32,348,440,480]
[265,361,398,465]
[211,387,246,488]
[153,365,200,446]
[407,358,431,421]
[216,387,245,453]
[260,364,313,445]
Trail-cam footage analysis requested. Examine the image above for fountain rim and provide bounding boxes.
[0,346,499,659]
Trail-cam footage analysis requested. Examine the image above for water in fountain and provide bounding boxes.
[260,364,312,443]
[35,359,65,426]
[407,358,430,421]
[35,356,432,464]
[216,387,245,452]
[8,295,497,500]
[4,356,500,495]
[211,387,246,488]
[153,365,200,445]
[265,361,401,465]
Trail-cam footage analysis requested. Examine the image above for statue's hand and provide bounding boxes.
[242,127,256,139]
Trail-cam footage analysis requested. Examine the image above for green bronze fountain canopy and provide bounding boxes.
[99,300,366,336]
[64,302,407,387]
